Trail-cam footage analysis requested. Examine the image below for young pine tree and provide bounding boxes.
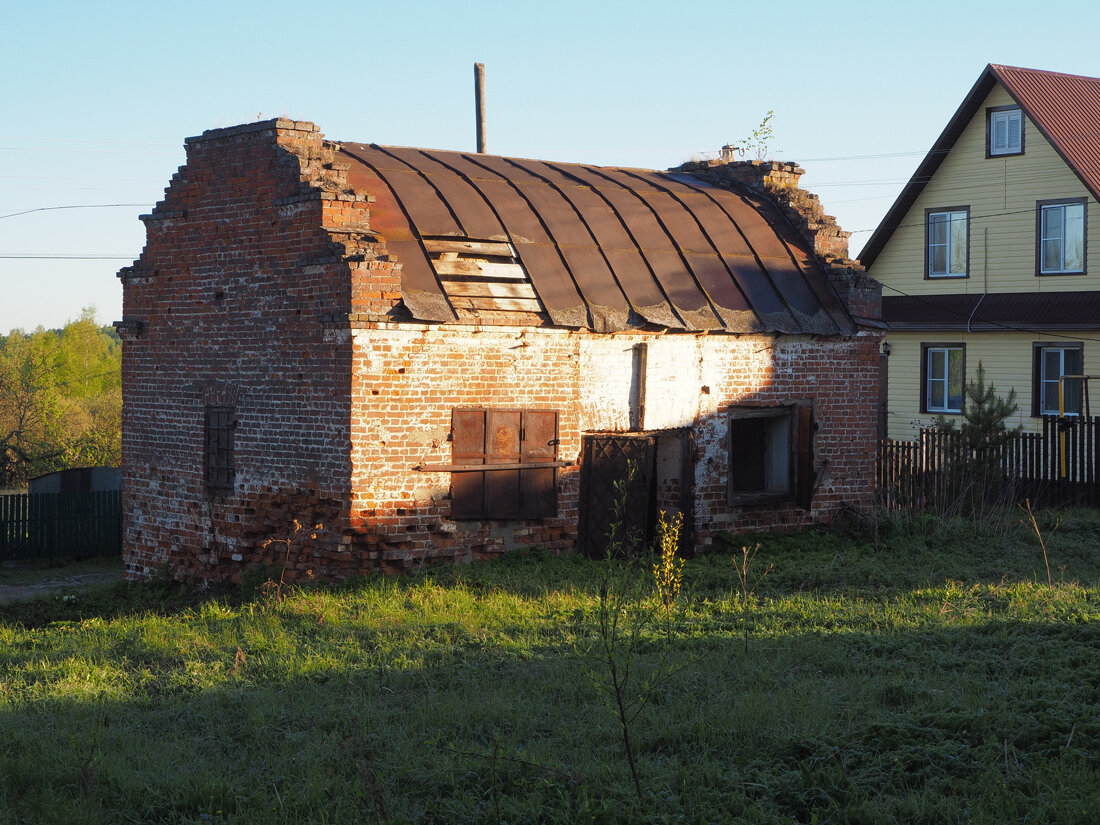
[935,362,1020,512]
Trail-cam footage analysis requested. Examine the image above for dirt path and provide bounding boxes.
[0,565,122,605]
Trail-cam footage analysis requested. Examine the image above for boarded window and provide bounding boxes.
[727,405,813,508]
[451,409,558,519]
[204,405,236,496]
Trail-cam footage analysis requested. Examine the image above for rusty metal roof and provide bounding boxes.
[338,143,853,335]
[862,64,1100,268]
[883,290,1100,331]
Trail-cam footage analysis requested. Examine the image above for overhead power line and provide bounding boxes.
[0,254,134,260]
[0,203,151,221]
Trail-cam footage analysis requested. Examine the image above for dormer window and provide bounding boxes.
[988,106,1023,156]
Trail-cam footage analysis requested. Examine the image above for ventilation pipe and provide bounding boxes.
[474,62,486,153]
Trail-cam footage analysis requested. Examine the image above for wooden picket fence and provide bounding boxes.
[878,417,1100,511]
[0,490,121,561]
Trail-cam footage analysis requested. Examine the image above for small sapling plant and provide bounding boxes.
[1020,499,1059,590]
[260,518,322,605]
[652,509,684,643]
[732,543,772,653]
[583,469,690,807]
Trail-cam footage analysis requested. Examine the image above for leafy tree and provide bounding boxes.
[0,308,121,487]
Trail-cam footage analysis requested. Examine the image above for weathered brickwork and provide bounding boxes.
[117,120,366,583]
[679,158,857,267]
[118,119,882,584]
[342,325,880,571]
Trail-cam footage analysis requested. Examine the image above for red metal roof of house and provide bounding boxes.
[337,143,854,335]
[861,64,1100,268]
[994,65,1100,198]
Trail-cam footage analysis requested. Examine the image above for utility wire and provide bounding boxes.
[0,203,151,220]
[0,254,133,260]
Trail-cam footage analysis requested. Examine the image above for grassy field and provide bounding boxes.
[1,510,1099,824]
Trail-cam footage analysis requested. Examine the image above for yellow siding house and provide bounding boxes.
[862,65,1100,440]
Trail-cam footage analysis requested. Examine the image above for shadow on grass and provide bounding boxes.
[2,613,1099,825]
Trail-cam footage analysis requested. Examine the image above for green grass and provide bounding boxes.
[2,510,1100,823]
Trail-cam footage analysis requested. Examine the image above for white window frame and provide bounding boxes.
[1039,201,1086,274]
[1037,345,1083,416]
[924,346,965,414]
[927,210,968,278]
[989,108,1022,156]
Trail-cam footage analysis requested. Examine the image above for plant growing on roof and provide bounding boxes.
[739,110,776,161]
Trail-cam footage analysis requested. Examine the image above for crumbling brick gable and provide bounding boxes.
[676,158,882,323]
[117,120,376,582]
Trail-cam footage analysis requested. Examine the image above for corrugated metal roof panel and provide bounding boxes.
[379,146,508,241]
[421,150,590,328]
[648,173,798,331]
[534,160,685,329]
[993,65,1100,201]
[471,154,631,331]
[560,163,721,329]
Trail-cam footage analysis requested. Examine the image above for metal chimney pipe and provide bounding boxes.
[474,62,486,153]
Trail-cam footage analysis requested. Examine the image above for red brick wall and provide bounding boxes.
[119,121,881,584]
[339,324,880,572]
[118,120,365,583]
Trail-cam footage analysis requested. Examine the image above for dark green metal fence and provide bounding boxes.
[0,491,121,561]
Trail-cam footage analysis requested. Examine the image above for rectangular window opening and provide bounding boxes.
[204,405,236,496]
[1034,344,1084,416]
[927,209,968,278]
[727,405,813,507]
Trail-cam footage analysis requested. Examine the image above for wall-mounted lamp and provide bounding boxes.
[881,341,891,357]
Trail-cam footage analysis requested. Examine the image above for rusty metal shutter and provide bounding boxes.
[521,410,558,518]
[487,410,523,518]
[796,405,814,509]
[451,409,487,519]
[204,405,236,496]
[450,409,558,519]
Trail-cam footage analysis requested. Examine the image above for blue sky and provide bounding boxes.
[3,0,1099,333]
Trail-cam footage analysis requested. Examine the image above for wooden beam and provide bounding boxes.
[423,239,514,257]
[442,280,538,299]
[432,259,527,279]
[449,295,543,312]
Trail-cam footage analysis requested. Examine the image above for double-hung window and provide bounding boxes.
[927,209,968,278]
[1034,344,1083,416]
[988,106,1023,156]
[923,345,965,414]
[1038,199,1086,274]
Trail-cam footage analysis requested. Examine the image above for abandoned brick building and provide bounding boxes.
[116,119,882,582]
